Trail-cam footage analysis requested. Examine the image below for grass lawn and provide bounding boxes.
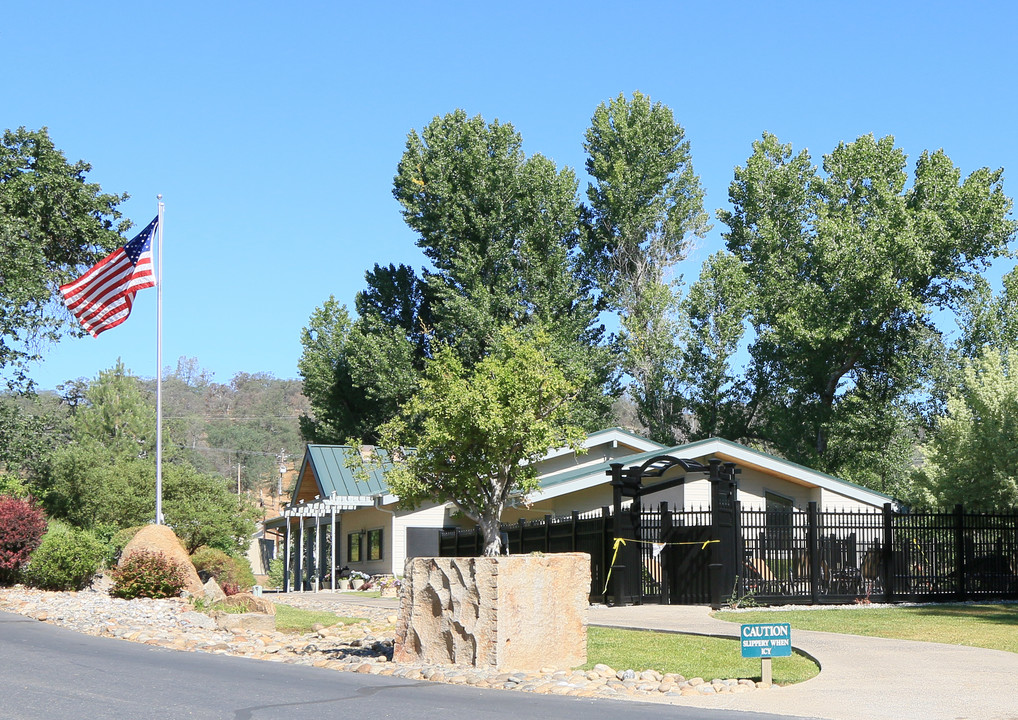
[715,604,1018,654]
[273,604,368,633]
[584,626,819,685]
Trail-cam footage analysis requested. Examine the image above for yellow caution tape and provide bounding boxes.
[602,537,719,595]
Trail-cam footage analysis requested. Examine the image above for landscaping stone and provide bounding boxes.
[203,578,227,602]
[0,586,770,707]
[394,554,590,671]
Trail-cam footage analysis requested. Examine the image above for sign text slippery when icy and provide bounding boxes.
[740,623,792,658]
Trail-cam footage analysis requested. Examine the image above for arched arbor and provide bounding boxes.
[607,455,740,606]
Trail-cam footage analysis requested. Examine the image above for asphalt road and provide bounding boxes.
[0,610,812,720]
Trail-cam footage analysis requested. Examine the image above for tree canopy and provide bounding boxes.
[370,327,586,555]
[0,127,129,390]
[917,346,1018,510]
[582,92,709,443]
[715,132,1015,475]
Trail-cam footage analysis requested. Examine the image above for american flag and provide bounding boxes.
[60,216,158,337]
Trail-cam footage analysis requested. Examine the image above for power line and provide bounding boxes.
[178,445,298,458]
[163,415,301,420]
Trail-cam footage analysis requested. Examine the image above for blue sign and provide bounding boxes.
[740,623,792,658]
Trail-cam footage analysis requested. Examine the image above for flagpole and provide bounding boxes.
[155,196,164,525]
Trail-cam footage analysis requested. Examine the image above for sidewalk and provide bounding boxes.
[587,603,1018,720]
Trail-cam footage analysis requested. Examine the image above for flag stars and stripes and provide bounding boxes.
[59,216,158,337]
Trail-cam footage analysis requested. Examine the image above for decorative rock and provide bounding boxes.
[213,612,276,633]
[221,593,276,615]
[120,525,204,596]
[393,554,589,671]
[203,578,227,603]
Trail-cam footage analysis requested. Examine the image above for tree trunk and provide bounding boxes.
[478,512,503,557]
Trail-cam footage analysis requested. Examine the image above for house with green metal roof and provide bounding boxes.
[267,429,894,591]
[267,428,664,589]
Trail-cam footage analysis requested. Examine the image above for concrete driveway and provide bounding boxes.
[587,604,1018,720]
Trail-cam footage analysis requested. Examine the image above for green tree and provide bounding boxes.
[393,109,613,428]
[371,328,586,556]
[718,132,1015,475]
[162,462,258,553]
[956,267,1018,358]
[681,251,750,439]
[37,362,259,548]
[0,127,129,389]
[917,347,1018,509]
[297,296,413,444]
[302,110,617,446]
[74,359,156,457]
[582,92,710,442]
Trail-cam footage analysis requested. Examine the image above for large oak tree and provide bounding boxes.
[717,132,1015,475]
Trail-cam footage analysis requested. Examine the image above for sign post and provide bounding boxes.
[741,623,791,685]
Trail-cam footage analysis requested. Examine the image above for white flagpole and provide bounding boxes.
[155,196,165,525]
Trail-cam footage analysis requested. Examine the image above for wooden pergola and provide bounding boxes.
[280,491,375,592]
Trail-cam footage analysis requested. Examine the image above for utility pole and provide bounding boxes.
[236,463,243,494]
[277,448,287,497]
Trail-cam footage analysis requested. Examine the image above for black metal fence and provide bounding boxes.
[439,509,613,601]
[439,503,1018,605]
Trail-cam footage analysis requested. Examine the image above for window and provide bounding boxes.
[347,531,361,563]
[367,528,383,561]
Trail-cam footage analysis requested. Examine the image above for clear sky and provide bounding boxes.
[4,1,1017,390]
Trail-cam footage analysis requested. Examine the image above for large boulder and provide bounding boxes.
[119,524,203,596]
[394,553,590,671]
[212,611,276,633]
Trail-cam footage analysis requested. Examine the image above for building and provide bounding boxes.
[265,429,893,591]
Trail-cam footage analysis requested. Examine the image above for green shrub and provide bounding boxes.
[111,550,185,599]
[190,546,255,592]
[107,525,144,564]
[22,521,107,590]
[267,557,285,589]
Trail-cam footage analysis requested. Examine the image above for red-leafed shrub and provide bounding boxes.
[110,550,185,599]
[220,581,240,596]
[0,495,47,582]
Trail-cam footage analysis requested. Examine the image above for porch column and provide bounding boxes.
[314,516,321,591]
[283,517,291,592]
[297,515,305,592]
[330,506,337,591]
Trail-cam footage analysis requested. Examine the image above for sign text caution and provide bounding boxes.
[740,623,792,658]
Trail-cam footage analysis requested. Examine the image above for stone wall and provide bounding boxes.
[393,553,589,671]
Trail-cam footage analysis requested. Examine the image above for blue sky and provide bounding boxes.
[4,1,1017,390]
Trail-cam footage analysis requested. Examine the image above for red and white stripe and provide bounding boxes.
[60,245,155,337]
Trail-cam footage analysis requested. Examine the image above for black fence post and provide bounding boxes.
[571,510,579,552]
[660,501,672,605]
[882,503,895,602]
[733,499,743,600]
[808,501,820,604]
[544,514,552,553]
[954,504,966,601]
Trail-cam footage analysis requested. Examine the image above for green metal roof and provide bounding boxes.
[294,445,392,502]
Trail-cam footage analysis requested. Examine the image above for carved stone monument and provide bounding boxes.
[393,553,589,671]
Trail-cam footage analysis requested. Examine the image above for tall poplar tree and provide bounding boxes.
[582,92,709,443]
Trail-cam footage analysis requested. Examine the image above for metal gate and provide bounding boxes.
[639,505,713,604]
